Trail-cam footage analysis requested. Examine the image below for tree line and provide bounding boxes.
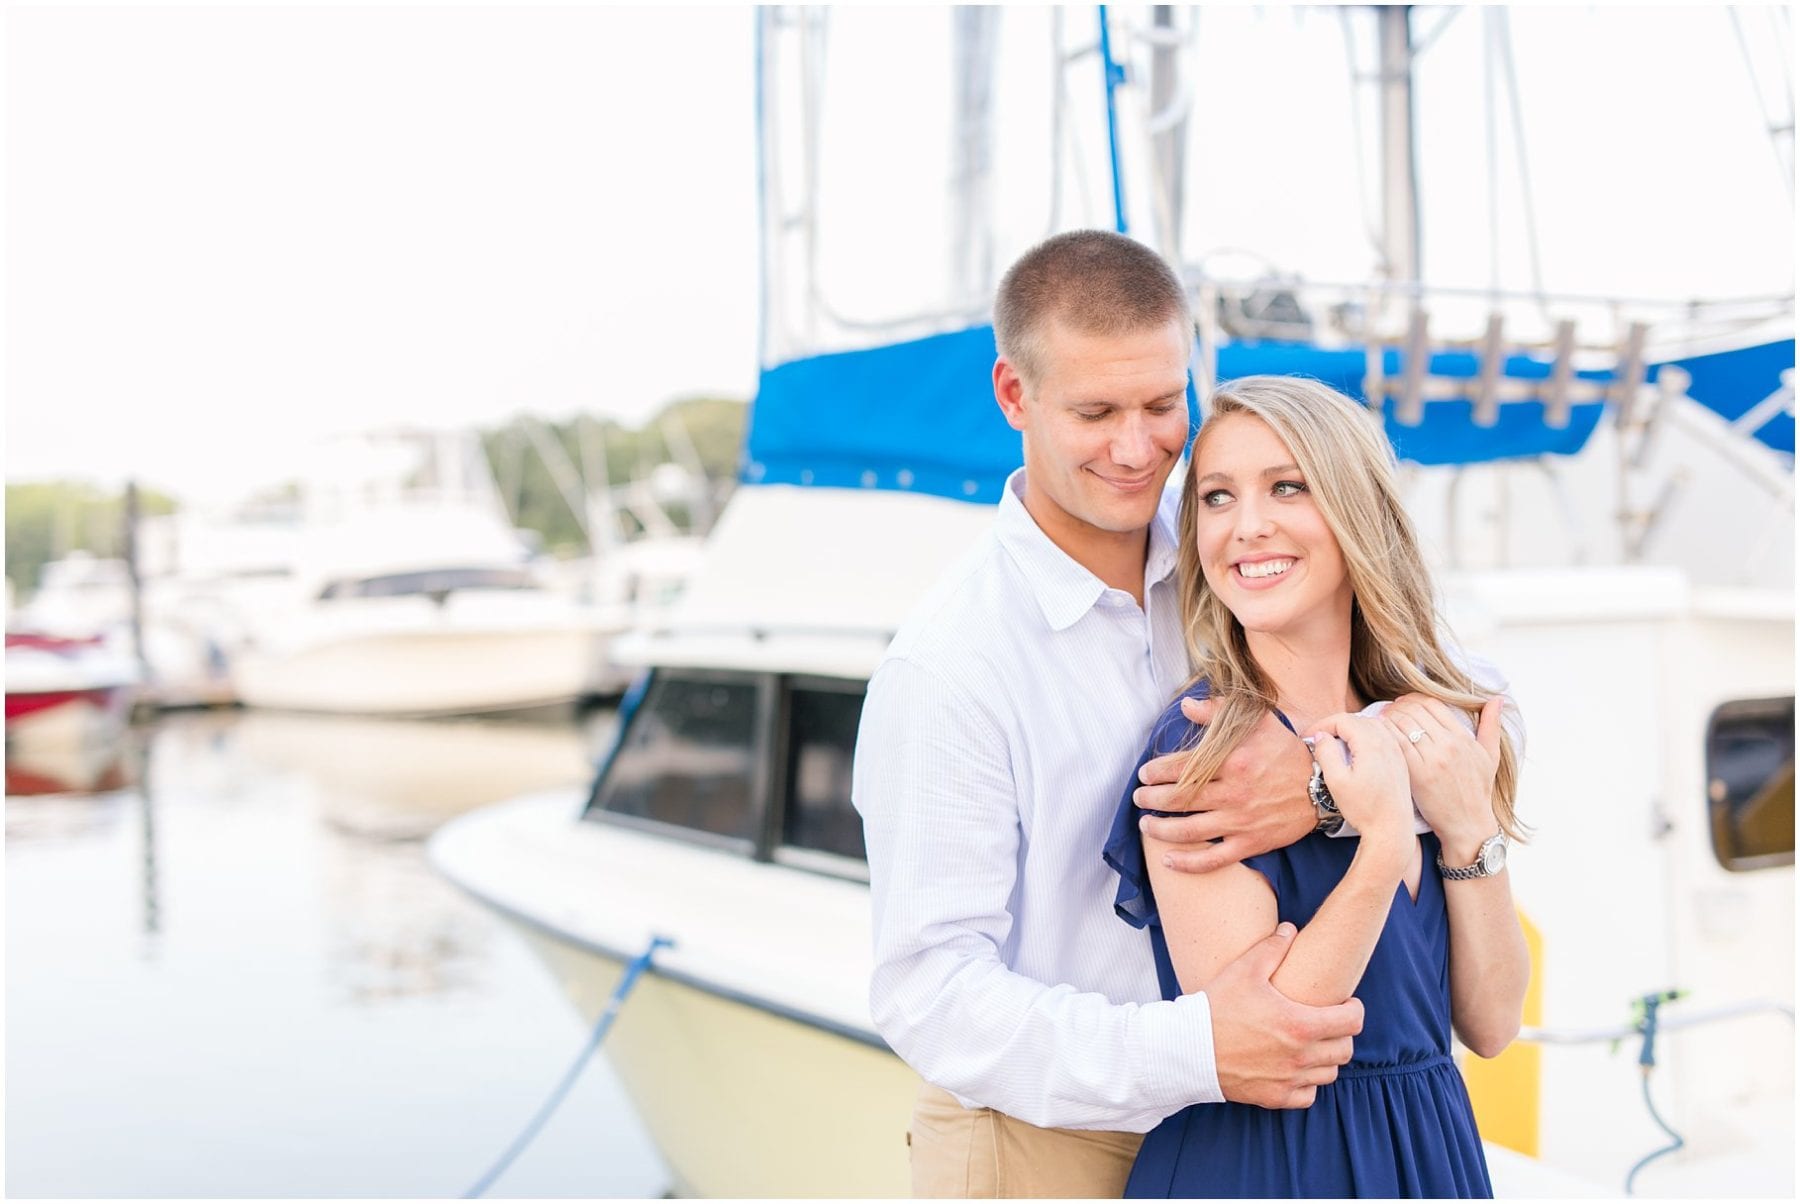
[6,396,746,599]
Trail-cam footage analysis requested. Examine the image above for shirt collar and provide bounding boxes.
[994,467,1182,633]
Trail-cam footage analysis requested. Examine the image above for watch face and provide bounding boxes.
[1480,838,1507,875]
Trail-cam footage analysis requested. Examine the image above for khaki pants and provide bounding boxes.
[907,1082,1144,1199]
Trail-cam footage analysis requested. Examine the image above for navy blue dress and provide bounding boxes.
[1103,686,1493,1199]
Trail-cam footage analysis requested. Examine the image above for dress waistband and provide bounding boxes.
[1334,1053,1455,1080]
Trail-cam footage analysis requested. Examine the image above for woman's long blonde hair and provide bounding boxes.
[1173,375,1523,838]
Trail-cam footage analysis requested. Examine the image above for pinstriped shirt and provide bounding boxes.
[852,468,1222,1132]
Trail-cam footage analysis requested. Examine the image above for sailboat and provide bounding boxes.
[432,7,1792,1196]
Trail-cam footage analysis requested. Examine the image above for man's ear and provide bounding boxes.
[994,357,1030,433]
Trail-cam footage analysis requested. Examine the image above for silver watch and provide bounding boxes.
[1303,739,1343,836]
[1438,831,1508,880]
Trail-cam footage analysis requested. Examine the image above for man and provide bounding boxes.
[852,230,1363,1199]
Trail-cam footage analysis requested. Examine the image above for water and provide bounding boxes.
[6,708,670,1199]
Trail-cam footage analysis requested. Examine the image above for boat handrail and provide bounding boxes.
[1517,996,1794,1046]
[1185,270,1795,321]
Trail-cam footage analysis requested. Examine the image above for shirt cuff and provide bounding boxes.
[1134,992,1223,1110]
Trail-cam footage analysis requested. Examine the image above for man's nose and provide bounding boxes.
[1112,411,1156,468]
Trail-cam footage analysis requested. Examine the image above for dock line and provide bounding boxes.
[463,934,675,1199]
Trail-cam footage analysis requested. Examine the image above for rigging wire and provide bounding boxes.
[1727,5,1795,203]
[1336,7,1389,268]
[1483,8,1502,305]
[1408,5,1463,59]
[1492,7,1552,322]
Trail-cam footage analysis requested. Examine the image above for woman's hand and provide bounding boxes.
[1307,713,1413,849]
[1380,694,1504,865]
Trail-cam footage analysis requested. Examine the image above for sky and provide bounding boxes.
[6,4,1793,505]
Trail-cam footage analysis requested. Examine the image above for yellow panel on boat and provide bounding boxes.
[1462,907,1542,1157]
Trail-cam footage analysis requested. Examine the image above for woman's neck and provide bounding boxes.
[1245,623,1362,732]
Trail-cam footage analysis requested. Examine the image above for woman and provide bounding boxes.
[1103,375,1530,1198]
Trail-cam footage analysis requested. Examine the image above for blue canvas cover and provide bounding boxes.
[1651,338,1794,455]
[742,325,1658,502]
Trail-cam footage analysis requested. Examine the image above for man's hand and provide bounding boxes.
[1133,698,1315,874]
[1205,922,1362,1109]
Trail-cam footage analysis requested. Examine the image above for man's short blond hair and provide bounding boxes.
[993,230,1192,386]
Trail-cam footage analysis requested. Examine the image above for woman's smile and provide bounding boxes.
[1232,554,1297,586]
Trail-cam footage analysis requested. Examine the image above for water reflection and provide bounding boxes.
[4,738,134,797]
[6,705,665,1198]
[234,710,604,842]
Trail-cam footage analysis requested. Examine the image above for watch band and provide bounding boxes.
[1437,831,1507,879]
[1307,757,1343,836]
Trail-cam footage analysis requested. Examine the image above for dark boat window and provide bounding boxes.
[1705,696,1795,872]
[781,685,867,862]
[317,567,534,601]
[587,674,760,844]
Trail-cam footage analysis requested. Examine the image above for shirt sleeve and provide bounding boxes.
[853,656,1222,1132]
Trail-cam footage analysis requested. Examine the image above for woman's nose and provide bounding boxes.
[1234,498,1274,540]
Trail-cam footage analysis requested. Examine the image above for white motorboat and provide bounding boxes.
[433,8,1792,1197]
[230,429,630,716]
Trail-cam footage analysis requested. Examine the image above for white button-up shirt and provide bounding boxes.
[852,468,1221,1132]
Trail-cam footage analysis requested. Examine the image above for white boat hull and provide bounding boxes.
[435,793,1631,1199]
[234,624,608,716]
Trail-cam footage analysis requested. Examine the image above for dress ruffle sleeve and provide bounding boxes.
[1102,683,1211,930]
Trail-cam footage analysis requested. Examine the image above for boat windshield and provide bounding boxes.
[586,673,762,847]
[582,670,869,875]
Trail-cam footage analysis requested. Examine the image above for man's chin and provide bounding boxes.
[1083,496,1163,535]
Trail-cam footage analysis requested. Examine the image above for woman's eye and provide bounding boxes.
[1201,489,1232,507]
[1273,480,1309,497]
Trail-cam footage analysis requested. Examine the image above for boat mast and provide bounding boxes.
[1376,5,1421,295]
[1146,5,1187,265]
[950,7,998,309]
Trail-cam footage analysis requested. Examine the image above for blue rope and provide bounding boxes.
[463,935,674,1198]
[1097,5,1129,234]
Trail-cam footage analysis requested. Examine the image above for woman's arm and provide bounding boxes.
[1145,714,1417,1005]
[1381,695,1530,1057]
[1438,855,1527,1057]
